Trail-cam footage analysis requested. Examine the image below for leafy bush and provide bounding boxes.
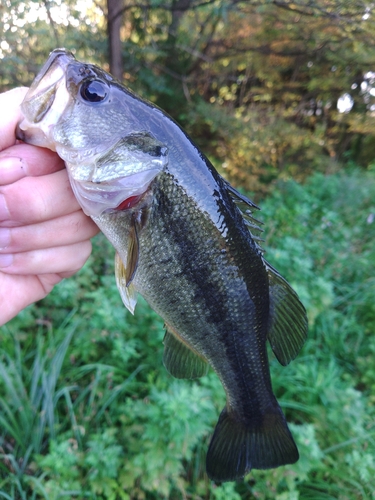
[1,168,374,499]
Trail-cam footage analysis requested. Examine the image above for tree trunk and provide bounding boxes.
[107,0,124,80]
[167,0,192,48]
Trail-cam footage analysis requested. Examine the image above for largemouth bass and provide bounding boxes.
[17,49,308,482]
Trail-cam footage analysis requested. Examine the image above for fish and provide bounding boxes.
[17,49,308,483]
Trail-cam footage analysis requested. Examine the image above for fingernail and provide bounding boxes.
[0,228,10,249]
[0,194,10,221]
[0,156,28,184]
[0,253,13,268]
[0,194,9,221]
[0,155,25,167]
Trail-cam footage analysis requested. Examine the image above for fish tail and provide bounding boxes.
[206,405,298,482]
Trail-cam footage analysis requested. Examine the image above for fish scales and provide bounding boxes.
[17,49,308,482]
[107,170,270,402]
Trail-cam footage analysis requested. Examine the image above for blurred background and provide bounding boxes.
[0,1,375,498]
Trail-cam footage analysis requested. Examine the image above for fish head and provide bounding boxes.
[18,49,168,216]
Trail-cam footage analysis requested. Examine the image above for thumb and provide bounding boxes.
[0,87,28,152]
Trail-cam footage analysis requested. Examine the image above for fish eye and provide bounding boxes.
[80,80,108,103]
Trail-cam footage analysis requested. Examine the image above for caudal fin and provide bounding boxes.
[206,406,298,482]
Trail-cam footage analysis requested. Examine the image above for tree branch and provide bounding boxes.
[43,0,60,46]
[109,0,226,23]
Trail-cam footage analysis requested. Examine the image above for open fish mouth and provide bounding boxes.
[17,50,75,149]
[22,49,74,118]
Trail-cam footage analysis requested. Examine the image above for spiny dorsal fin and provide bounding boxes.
[115,252,138,314]
[224,180,264,249]
[163,323,209,379]
[265,260,308,366]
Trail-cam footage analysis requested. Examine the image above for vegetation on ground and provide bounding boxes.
[1,168,374,499]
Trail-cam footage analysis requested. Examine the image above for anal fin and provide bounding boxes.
[163,323,208,379]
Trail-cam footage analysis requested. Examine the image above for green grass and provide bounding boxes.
[1,168,374,499]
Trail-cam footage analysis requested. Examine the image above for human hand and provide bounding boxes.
[0,87,99,326]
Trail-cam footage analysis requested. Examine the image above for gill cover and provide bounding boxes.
[67,132,168,216]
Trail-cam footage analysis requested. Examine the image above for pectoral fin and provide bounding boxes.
[125,215,140,285]
[115,252,138,314]
[114,213,142,314]
[265,261,308,366]
[163,323,209,379]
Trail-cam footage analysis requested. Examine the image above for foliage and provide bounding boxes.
[2,1,375,184]
[1,168,375,499]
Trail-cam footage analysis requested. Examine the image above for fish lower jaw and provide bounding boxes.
[16,120,57,151]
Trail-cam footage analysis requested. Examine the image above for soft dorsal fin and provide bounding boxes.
[115,252,138,314]
[224,180,264,249]
[265,260,308,366]
[163,323,209,379]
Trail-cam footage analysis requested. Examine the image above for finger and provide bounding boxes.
[0,210,99,253]
[0,272,63,326]
[0,240,93,275]
[0,169,81,226]
[0,143,64,185]
[0,88,28,152]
